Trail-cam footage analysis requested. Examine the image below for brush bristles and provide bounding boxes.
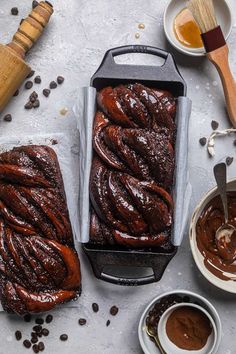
[187,0,218,34]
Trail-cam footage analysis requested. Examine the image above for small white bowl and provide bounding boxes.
[138,290,221,354]
[163,0,232,56]
[158,303,217,354]
[190,178,236,293]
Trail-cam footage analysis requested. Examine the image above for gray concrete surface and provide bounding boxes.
[0,0,236,353]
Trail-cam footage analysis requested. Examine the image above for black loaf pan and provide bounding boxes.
[82,45,187,286]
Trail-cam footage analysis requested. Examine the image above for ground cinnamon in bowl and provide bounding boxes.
[166,306,212,350]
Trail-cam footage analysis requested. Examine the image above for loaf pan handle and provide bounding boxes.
[92,45,185,88]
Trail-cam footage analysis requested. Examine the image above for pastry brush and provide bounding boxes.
[187,0,236,127]
[0,1,53,113]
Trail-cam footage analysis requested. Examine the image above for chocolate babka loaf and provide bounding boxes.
[90,83,176,248]
[0,145,81,315]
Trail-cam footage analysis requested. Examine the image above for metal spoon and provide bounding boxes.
[213,163,236,254]
[146,325,167,354]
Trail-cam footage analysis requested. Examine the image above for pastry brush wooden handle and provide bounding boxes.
[7,1,53,59]
[207,44,236,128]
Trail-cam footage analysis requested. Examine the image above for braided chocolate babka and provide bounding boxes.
[90,83,176,248]
[0,145,81,315]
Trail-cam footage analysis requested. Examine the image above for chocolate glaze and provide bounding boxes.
[196,191,236,281]
[90,84,176,248]
[0,146,81,315]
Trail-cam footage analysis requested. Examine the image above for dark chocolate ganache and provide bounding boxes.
[196,191,236,281]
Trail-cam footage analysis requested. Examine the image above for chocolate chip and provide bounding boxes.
[34,76,41,84]
[11,7,19,15]
[42,328,49,336]
[29,91,38,103]
[226,157,234,166]
[60,334,68,341]
[33,325,42,332]
[13,89,19,97]
[31,337,38,344]
[49,81,57,89]
[25,81,33,90]
[57,76,64,84]
[43,89,50,97]
[15,330,22,341]
[33,99,40,108]
[106,320,110,327]
[199,137,207,146]
[3,114,12,122]
[38,342,45,351]
[32,344,39,353]
[51,139,58,145]
[32,1,39,9]
[24,101,33,109]
[24,314,32,322]
[110,306,119,316]
[211,120,219,130]
[92,303,99,313]
[45,314,53,323]
[35,318,44,325]
[23,339,31,348]
[27,70,35,79]
[78,318,86,326]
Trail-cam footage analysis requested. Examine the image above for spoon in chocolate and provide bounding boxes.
[146,324,166,354]
[214,163,236,262]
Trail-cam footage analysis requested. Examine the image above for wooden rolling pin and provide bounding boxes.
[0,1,53,113]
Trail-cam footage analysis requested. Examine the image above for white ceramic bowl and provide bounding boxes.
[163,0,232,56]
[158,303,217,354]
[190,179,236,293]
[138,290,221,354]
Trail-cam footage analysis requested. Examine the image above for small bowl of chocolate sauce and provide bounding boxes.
[190,179,236,293]
[163,0,232,56]
[158,303,217,354]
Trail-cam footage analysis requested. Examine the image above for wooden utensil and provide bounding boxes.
[187,0,236,128]
[0,1,53,113]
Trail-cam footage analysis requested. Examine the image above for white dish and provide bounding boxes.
[158,303,217,354]
[138,290,221,354]
[163,0,232,57]
[190,178,236,293]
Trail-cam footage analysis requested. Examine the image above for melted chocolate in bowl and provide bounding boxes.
[196,191,236,281]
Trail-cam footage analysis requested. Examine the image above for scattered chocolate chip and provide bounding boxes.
[38,342,45,351]
[27,70,35,79]
[43,89,50,97]
[226,157,234,166]
[13,89,19,97]
[57,76,64,84]
[49,81,57,89]
[29,91,38,103]
[24,314,32,322]
[3,114,12,122]
[51,139,58,145]
[32,344,39,353]
[42,328,49,336]
[33,99,40,108]
[25,81,33,90]
[24,101,33,110]
[60,334,68,341]
[92,303,99,313]
[110,306,119,316]
[45,314,53,323]
[23,339,31,348]
[211,120,219,130]
[35,318,44,325]
[15,330,22,341]
[31,337,38,344]
[199,137,207,146]
[11,7,19,15]
[34,76,41,84]
[32,1,39,9]
[33,325,42,332]
[78,318,86,326]
[106,320,111,327]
